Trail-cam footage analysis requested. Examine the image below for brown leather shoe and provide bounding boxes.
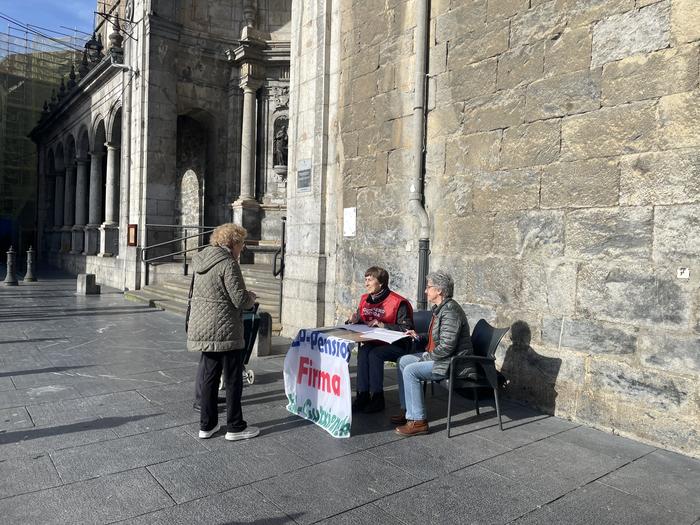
[390,410,407,425]
[395,419,429,436]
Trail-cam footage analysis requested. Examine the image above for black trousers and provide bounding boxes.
[356,343,410,394]
[199,350,247,433]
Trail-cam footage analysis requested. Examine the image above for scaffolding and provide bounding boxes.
[0,18,87,253]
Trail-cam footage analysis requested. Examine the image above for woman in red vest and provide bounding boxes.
[348,266,414,413]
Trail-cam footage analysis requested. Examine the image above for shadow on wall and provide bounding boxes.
[501,320,562,414]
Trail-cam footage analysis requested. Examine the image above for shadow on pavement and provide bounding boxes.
[0,365,92,378]
[0,337,70,345]
[222,514,304,525]
[0,414,161,444]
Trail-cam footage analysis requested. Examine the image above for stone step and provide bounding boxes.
[125,266,283,334]
[128,285,280,315]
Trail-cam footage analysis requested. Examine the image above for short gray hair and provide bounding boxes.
[426,270,454,298]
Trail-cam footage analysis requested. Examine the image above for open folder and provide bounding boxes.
[319,324,411,345]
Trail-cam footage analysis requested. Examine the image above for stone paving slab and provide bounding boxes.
[375,464,546,524]
[0,453,62,499]
[118,485,295,524]
[598,449,700,521]
[0,270,698,524]
[253,450,423,524]
[515,481,689,524]
[0,405,33,431]
[0,419,121,460]
[316,503,405,525]
[26,390,155,427]
[0,468,174,524]
[0,383,83,409]
[478,435,633,501]
[369,427,512,479]
[148,434,311,503]
[51,426,208,483]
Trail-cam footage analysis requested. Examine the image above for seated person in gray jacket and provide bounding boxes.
[392,270,474,436]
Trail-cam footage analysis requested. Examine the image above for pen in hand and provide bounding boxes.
[404,329,420,340]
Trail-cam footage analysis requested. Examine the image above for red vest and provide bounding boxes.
[358,291,412,325]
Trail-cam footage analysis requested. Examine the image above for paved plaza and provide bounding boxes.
[0,268,698,524]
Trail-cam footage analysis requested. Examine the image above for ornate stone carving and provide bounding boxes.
[123,0,134,33]
[270,86,289,112]
[67,64,77,90]
[243,0,257,28]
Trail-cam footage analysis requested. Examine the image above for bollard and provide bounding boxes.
[77,273,100,295]
[23,246,37,282]
[3,246,19,286]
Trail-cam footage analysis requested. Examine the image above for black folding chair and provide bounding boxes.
[426,319,510,436]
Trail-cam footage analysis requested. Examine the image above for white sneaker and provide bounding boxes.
[225,426,260,441]
[198,425,220,439]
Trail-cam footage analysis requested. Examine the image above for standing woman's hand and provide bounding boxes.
[349,311,360,324]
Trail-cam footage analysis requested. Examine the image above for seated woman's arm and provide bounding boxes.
[347,307,362,324]
[382,303,413,332]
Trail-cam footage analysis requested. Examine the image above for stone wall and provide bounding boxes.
[282,0,342,336]
[289,0,699,455]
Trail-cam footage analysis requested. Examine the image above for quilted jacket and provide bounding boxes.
[426,298,474,377]
[186,245,255,353]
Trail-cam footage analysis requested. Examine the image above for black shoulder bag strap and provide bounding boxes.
[185,273,195,333]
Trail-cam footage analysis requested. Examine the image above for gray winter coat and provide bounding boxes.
[426,298,474,377]
[186,245,255,353]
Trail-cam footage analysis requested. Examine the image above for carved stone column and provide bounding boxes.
[239,82,258,201]
[54,170,65,252]
[62,163,76,252]
[71,158,89,253]
[232,68,262,244]
[99,142,119,256]
[84,150,104,255]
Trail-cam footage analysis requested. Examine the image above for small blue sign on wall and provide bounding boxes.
[297,159,312,193]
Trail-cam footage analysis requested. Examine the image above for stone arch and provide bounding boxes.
[77,126,90,158]
[108,108,122,234]
[180,169,201,252]
[54,142,65,172]
[106,102,123,142]
[93,119,108,225]
[175,111,211,247]
[64,134,76,167]
[47,148,57,228]
[90,113,107,148]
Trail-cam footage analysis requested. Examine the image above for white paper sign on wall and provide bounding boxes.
[343,207,356,237]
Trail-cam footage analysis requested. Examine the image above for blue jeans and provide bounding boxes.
[397,353,444,421]
[356,343,408,394]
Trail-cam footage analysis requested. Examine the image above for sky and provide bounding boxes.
[0,0,98,42]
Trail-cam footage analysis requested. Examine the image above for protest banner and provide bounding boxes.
[283,329,355,438]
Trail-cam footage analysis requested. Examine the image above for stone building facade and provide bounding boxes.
[31,0,291,290]
[285,0,699,455]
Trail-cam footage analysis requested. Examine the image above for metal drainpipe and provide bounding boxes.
[410,0,430,310]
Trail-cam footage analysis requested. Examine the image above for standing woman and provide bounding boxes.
[187,223,259,441]
[349,266,414,413]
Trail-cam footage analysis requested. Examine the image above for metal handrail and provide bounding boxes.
[273,216,286,278]
[140,223,285,288]
[142,229,215,263]
[142,226,216,286]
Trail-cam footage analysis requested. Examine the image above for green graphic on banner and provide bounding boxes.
[286,393,351,438]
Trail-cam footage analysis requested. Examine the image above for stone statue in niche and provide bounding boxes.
[273,119,288,169]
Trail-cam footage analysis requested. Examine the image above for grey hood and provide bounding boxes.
[192,245,231,274]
